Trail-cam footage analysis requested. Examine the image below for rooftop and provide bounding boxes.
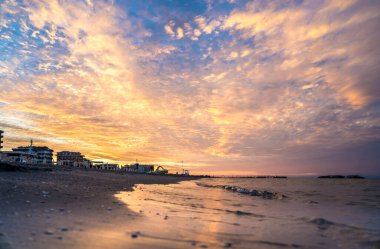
[13,146,53,152]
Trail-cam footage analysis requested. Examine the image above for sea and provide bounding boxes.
[115,178,380,249]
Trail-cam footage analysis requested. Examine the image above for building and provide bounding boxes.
[122,163,154,173]
[0,151,36,164]
[12,141,53,165]
[57,151,92,168]
[0,130,3,151]
[155,166,169,174]
[0,131,35,163]
[0,134,53,165]
[92,161,118,170]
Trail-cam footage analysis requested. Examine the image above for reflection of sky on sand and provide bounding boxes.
[60,179,380,248]
[114,181,311,248]
[113,179,380,249]
[115,182,232,248]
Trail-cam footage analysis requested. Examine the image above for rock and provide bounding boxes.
[311,218,334,230]
[44,229,54,235]
[227,210,252,216]
[262,191,275,199]
[318,175,344,179]
[223,242,232,248]
[346,175,365,179]
[235,210,251,215]
[276,194,283,200]
[236,188,248,194]
[202,184,286,200]
[60,228,68,232]
[250,190,260,196]
[131,231,140,238]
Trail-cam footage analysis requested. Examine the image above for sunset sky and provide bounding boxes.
[0,0,379,175]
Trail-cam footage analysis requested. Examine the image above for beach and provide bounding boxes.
[0,169,196,249]
[1,0,379,248]
[1,170,379,249]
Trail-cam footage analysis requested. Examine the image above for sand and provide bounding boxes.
[0,169,197,249]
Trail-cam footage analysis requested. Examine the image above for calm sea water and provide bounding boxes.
[116,178,380,249]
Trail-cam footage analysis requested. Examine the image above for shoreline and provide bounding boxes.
[0,168,199,249]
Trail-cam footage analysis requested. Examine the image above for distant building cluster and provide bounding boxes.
[122,163,154,173]
[0,130,171,174]
[0,138,53,165]
[118,163,169,174]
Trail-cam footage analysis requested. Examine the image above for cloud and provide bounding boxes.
[0,0,379,175]
[0,0,221,166]
[222,0,380,108]
[203,19,220,34]
[176,27,184,39]
[193,15,221,35]
[164,20,176,37]
[164,24,175,36]
[1,0,155,160]
[194,15,207,30]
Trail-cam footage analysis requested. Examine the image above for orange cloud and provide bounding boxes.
[0,0,379,175]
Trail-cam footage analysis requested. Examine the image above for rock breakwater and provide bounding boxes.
[197,183,287,200]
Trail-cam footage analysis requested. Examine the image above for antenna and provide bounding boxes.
[30,139,33,147]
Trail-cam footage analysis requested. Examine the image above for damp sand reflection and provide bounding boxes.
[114,179,380,249]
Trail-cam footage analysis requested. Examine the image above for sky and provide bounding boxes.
[0,0,379,176]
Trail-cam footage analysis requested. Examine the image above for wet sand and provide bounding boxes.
[115,179,380,249]
[0,169,197,249]
[2,171,379,249]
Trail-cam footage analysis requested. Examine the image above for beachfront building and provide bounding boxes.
[12,141,53,164]
[91,161,118,170]
[57,151,92,168]
[0,135,53,165]
[0,151,36,164]
[121,163,154,173]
